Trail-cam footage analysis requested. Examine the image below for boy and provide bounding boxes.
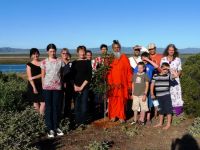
[151,62,178,130]
[134,52,159,125]
[131,62,149,125]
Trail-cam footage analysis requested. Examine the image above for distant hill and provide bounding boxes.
[0,47,200,54]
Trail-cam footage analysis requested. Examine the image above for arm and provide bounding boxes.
[150,82,156,99]
[26,65,38,94]
[31,74,42,80]
[41,69,45,89]
[143,57,159,69]
[142,81,149,102]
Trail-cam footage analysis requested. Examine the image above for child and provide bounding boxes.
[151,62,178,130]
[134,52,159,125]
[131,62,149,125]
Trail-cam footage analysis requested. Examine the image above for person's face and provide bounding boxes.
[32,52,39,60]
[148,47,156,55]
[112,44,121,52]
[138,65,145,73]
[141,56,148,64]
[168,46,175,56]
[86,52,92,60]
[101,47,107,54]
[61,51,69,60]
[161,66,170,74]
[48,49,56,58]
[134,49,140,56]
[78,49,86,59]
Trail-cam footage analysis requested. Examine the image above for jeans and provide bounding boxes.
[43,90,62,130]
[74,88,89,125]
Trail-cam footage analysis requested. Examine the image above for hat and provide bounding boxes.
[147,43,156,50]
[133,45,141,51]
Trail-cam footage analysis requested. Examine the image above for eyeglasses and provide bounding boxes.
[163,68,169,71]
[148,48,155,51]
[62,53,68,55]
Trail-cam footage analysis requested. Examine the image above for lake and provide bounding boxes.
[0,64,26,73]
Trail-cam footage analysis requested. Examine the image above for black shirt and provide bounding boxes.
[71,59,92,87]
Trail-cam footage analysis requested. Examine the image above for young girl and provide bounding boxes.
[41,43,64,138]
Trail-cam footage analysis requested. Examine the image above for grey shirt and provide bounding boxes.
[132,72,149,96]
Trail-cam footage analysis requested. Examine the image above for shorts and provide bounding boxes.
[157,94,173,115]
[132,95,149,112]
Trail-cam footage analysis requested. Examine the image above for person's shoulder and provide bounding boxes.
[174,57,181,61]
[26,62,31,66]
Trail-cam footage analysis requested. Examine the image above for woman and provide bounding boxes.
[60,48,73,118]
[41,43,64,138]
[161,44,183,115]
[26,48,45,114]
[71,45,92,126]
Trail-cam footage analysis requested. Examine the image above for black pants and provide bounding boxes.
[43,90,62,130]
[63,86,73,118]
[74,88,89,125]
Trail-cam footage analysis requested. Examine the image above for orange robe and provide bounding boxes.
[107,54,133,120]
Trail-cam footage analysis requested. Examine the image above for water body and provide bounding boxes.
[0,64,26,73]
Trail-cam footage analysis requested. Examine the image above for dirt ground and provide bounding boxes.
[38,117,200,150]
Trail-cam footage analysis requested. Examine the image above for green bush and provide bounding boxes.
[85,140,113,150]
[0,107,45,150]
[0,73,29,111]
[188,117,200,137]
[181,54,200,117]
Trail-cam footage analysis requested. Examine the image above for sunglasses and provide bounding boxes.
[148,48,155,51]
[163,68,169,71]
[62,53,68,55]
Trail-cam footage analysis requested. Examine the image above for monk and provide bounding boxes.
[107,40,133,123]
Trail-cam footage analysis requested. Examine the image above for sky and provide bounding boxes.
[0,0,200,49]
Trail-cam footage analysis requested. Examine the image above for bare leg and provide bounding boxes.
[39,102,45,115]
[154,107,158,119]
[134,110,138,122]
[154,114,163,128]
[33,103,40,113]
[163,114,172,130]
[139,111,145,122]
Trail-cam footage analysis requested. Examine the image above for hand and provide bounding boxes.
[142,57,150,62]
[142,95,146,102]
[151,94,156,100]
[64,83,67,88]
[28,77,33,81]
[74,85,82,92]
[33,88,38,94]
[171,70,179,78]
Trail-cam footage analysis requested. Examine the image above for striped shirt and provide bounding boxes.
[152,74,172,97]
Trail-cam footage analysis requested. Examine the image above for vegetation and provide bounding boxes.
[188,117,200,137]
[181,54,200,117]
[86,140,113,150]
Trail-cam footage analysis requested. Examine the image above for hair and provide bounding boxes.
[77,45,86,53]
[163,44,179,59]
[61,48,69,54]
[86,50,92,55]
[112,40,121,49]
[137,62,145,68]
[100,44,108,50]
[161,62,170,68]
[30,48,40,58]
[141,52,150,58]
[46,43,57,51]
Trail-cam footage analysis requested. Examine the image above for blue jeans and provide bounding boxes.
[43,90,62,130]
[74,88,89,125]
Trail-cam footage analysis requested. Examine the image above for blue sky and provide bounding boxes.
[0,0,200,49]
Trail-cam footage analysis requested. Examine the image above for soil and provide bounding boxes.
[38,117,200,150]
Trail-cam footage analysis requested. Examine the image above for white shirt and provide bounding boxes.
[129,56,142,69]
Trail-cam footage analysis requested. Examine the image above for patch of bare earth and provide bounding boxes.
[39,118,200,150]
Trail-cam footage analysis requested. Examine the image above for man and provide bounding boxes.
[107,40,133,123]
[92,44,108,70]
[147,43,163,72]
[129,45,142,71]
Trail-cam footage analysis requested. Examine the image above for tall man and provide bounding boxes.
[107,40,133,123]
[129,45,142,71]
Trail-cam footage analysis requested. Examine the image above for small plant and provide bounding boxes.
[188,117,200,137]
[121,125,140,137]
[59,118,70,133]
[86,140,113,150]
[172,113,186,126]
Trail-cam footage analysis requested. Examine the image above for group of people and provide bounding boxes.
[26,41,183,138]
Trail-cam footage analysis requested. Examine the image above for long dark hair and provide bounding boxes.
[30,48,40,58]
[163,44,179,59]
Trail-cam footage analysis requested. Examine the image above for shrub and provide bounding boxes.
[0,73,29,111]
[85,140,113,150]
[0,107,45,150]
[181,54,200,117]
[188,117,200,137]
[121,125,140,137]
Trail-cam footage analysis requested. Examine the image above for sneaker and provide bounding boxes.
[119,119,126,124]
[55,128,64,136]
[47,130,55,138]
[130,121,137,125]
[138,120,145,126]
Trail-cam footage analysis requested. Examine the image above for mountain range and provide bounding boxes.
[0,47,200,54]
